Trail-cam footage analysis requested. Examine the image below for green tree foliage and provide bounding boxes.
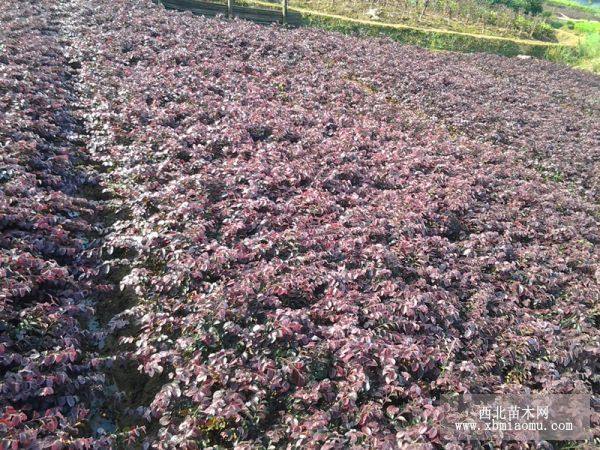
[487,0,544,14]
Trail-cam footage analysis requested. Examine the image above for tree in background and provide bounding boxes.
[487,0,544,14]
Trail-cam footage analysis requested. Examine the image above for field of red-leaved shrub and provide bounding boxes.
[1,0,599,448]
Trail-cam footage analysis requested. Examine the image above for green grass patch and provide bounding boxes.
[304,14,560,57]
[575,31,600,70]
[573,19,600,32]
[552,16,600,71]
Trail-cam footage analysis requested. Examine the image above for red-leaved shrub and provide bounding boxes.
[1,0,598,448]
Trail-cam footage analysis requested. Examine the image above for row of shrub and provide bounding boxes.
[0,1,113,447]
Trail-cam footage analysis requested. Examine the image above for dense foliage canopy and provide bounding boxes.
[1,0,598,448]
[487,0,544,15]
